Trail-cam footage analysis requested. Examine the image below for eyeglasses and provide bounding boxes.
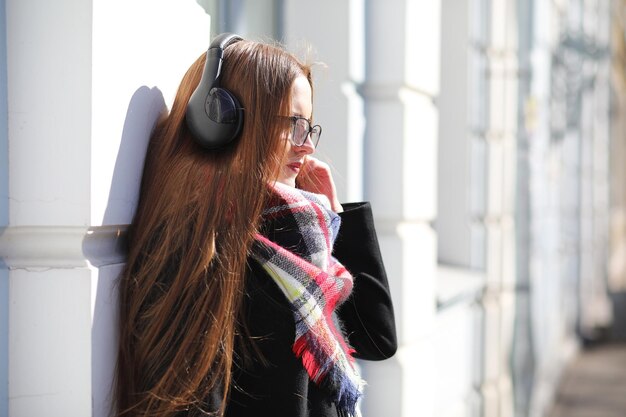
[282,116,322,148]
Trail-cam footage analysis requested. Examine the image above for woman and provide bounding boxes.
[115,34,396,417]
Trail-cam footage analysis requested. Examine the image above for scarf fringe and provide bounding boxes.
[294,336,363,416]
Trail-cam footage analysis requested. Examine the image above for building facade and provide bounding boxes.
[0,1,624,417]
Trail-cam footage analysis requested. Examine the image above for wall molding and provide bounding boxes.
[0,224,128,269]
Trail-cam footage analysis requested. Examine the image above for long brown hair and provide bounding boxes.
[115,40,312,417]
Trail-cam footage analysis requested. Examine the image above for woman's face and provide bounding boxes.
[275,75,315,188]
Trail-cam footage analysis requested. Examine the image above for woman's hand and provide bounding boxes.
[296,156,343,213]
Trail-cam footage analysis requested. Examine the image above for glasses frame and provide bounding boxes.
[282,116,322,148]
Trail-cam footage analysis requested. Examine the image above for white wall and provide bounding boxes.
[92,0,210,226]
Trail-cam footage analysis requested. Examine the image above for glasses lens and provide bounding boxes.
[288,117,321,148]
[293,118,309,146]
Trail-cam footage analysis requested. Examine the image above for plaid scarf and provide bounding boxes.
[251,182,364,416]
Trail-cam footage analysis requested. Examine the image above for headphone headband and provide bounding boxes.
[185,33,244,150]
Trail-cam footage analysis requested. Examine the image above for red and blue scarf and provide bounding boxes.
[251,182,364,416]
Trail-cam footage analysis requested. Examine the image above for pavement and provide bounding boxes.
[547,343,626,417]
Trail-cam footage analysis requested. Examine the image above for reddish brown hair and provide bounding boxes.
[115,40,312,417]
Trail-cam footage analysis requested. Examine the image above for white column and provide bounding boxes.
[482,1,518,415]
[527,1,580,415]
[362,1,439,416]
[438,0,471,268]
[4,1,93,414]
[577,0,613,340]
[0,0,8,414]
[439,0,519,415]
[0,1,211,416]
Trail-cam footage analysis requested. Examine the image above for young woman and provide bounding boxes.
[115,34,396,417]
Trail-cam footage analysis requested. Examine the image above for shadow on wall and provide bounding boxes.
[102,86,166,226]
[90,86,166,417]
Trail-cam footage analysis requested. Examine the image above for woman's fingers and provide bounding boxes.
[297,156,343,212]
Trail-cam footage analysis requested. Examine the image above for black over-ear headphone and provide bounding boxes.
[185,33,244,150]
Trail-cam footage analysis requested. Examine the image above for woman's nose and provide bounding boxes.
[295,135,315,155]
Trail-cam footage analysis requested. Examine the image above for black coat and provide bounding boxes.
[223,202,397,417]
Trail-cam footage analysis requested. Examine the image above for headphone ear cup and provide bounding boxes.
[204,88,244,146]
[207,88,241,124]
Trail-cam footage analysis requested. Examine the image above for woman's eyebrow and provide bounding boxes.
[291,112,312,120]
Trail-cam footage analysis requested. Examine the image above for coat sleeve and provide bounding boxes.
[334,202,397,361]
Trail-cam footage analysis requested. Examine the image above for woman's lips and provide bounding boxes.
[287,161,302,173]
